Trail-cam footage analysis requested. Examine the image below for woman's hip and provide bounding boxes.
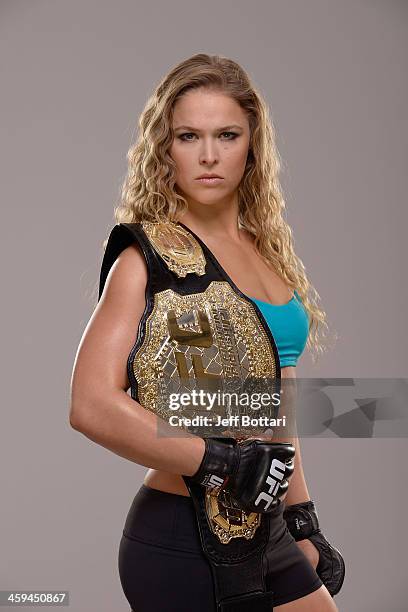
[118,484,322,611]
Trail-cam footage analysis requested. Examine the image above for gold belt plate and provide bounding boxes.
[130,280,278,424]
[205,488,261,544]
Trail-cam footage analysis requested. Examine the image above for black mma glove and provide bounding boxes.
[190,437,296,514]
[283,500,345,596]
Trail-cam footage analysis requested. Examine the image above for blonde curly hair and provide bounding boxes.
[104,53,336,364]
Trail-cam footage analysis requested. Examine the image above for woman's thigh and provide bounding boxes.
[275,584,339,612]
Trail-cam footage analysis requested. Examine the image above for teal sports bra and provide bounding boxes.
[247,289,309,367]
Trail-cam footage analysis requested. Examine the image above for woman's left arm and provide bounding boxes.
[284,435,320,570]
[284,435,310,506]
[278,379,346,595]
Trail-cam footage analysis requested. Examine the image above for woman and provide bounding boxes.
[70,53,343,611]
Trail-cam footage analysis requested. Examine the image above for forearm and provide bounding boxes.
[284,435,311,506]
[277,433,345,594]
[283,436,316,565]
[274,376,311,505]
[69,389,205,476]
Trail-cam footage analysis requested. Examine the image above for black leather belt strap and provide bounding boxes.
[183,476,274,612]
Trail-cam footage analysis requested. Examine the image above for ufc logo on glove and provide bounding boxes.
[255,457,286,511]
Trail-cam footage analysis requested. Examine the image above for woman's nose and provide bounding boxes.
[199,139,219,164]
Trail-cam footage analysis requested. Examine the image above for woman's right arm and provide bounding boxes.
[69,242,205,476]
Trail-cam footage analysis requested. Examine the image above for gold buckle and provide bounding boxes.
[205,489,261,544]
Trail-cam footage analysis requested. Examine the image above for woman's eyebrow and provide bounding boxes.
[173,124,243,132]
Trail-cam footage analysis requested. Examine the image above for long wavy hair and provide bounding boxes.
[102,53,336,363]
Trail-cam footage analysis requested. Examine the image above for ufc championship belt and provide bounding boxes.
[98,220,284,611]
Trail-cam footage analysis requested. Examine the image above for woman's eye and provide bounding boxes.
[179,133,196,141]
[178,132,238,142]
[220,131,238,139]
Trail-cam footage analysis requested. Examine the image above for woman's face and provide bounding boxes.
[169,88,251,208]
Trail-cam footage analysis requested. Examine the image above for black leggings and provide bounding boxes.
[118,485,322,611]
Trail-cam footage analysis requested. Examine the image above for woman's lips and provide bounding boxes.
[195,177,224,185]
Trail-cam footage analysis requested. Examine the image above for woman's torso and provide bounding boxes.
[143,228,301,497]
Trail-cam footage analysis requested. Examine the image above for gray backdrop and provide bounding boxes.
[1,1,407,610]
